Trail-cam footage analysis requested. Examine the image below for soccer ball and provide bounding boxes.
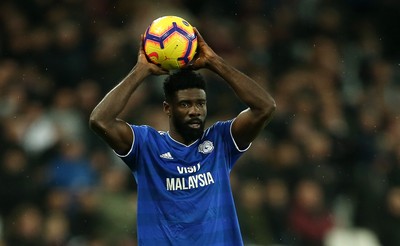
[143,16,198,70]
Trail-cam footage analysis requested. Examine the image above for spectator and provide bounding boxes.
[288,178,335,246]
[377,186,400,246]
[4,204,44,246]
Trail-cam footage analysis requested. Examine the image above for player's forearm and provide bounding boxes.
[208,57,276,117]
[89,65,150,127]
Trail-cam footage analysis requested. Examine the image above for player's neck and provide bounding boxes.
[168,130,198,146]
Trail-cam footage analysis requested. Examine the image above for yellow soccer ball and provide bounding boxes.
[143,16,198,70]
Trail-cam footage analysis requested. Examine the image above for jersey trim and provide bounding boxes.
[230,117,251,152]
[114,119,251,156]
[114,121,135,158]
[166,131,199,147]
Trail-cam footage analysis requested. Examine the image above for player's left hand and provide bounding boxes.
[187,28,220,70]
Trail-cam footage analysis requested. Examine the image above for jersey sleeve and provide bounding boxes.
[114,124,149,171]
[212,119,251,170]
[216,119,251,151]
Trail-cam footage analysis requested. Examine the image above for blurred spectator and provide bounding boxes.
[263,178,291,244]
[19,101,59,158]
[95,167,137,244]
[324,195,381,246]
[69,189,101,242]
[237,181,272,245]
[49,87,86,141]
[288,178,335,246]
[43,211,70,245]
[76,79,102,118]
[325,227,381,246]
[4,204,44,246]
[377,186,400,246]
[0,146,39,216]
[46,139,98,193]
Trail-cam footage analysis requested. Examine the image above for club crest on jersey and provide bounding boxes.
[198,140,214,154]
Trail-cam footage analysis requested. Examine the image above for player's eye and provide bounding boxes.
[198,100,206,107]
[180,102,190,108]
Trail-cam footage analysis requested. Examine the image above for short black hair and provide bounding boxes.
[163,70,206,102]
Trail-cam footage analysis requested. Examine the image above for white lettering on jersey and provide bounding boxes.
[166,172,215,191]
[177,163,200,174]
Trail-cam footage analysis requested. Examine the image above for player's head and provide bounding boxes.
[163,70,207,102]
[163,70,207,143]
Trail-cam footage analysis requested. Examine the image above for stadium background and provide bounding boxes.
[0,0,400,245]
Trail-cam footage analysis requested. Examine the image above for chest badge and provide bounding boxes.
[198,140,214,154]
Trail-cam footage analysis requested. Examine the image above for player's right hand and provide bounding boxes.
[137,35,169,75]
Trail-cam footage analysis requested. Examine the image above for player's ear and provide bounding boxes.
[163,101,171,117]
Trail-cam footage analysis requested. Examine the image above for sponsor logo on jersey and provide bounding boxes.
[166,172,215,191]
[166,162,215,191]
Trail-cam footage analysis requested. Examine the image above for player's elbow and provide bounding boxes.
[89,111,107,134]
[88,115,98,131]
[260,97,276,122]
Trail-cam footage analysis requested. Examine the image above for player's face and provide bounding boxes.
[168,88,207,142]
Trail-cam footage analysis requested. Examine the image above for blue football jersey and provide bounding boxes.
[116,119,249,245]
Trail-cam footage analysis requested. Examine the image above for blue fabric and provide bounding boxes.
[117,120,246,245]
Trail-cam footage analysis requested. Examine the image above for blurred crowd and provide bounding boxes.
[1,0,400,245]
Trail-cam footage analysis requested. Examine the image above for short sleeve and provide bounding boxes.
[114,124,150,171]
[213,119,251,152]
[208,119,251,170]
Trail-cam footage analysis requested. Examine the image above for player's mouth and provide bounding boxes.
[189,123,201,129]
[187,119,202,129]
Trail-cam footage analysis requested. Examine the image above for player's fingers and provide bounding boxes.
[140,35,145,49]
[193,27,204,42]
[154,66,170,75]
[139,35,149,58]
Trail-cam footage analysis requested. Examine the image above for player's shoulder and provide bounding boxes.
[204,119,234,136]
[208,119,234,130]
[131,124,167,138]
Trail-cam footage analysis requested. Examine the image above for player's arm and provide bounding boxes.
[89,36,168,154]
[189,28,276,149]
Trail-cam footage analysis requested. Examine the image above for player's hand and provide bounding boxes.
[137,35,169,75]
[187,28,220,70]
